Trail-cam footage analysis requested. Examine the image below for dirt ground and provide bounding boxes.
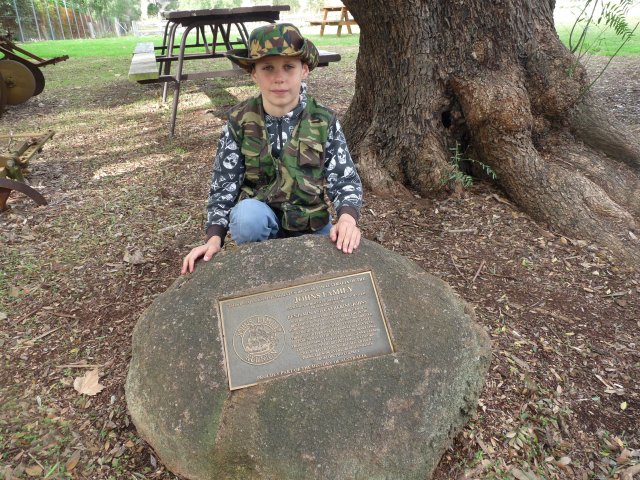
[1,48,639,480]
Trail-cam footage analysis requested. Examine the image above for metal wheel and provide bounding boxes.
[0,59,36,105]
[0,178,48,211]
[0,71,6,116]
[32,65,45,96]
[14,58,45,96]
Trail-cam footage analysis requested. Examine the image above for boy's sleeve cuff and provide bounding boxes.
[337,206,360,223]
[206,224,228,243]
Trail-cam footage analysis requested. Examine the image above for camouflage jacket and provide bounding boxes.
[205,87,362,239]
[227,94,332,231]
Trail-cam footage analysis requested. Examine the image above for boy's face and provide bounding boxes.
[251,56,309,117]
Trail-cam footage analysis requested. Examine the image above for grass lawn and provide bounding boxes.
[18,31,362,60]
[556,16,640,56]
[14,31,362,99]
[15,15,640,60]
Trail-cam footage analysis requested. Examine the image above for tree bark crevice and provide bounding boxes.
[570,98,640,170]
[343,0,640,266]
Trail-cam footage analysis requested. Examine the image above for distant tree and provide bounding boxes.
[147,0,178,15]
[269,0,300,12]
[0,0,13,16]
[0,0,15,34]
[305,0,324,13]
[2,0,37,39]
[84,0,140,20]
[147,2,160,16]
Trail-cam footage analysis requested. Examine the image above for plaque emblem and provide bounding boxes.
[233,315,285,365]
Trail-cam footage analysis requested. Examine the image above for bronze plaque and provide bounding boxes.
[219,271,393,390]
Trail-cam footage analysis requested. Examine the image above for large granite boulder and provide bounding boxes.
[126,236,490,480]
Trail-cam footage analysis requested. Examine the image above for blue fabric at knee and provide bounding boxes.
[230,199,279,244]
[288,217,333,238]
[313,219,333,237]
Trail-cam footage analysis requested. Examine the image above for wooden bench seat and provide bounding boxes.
[310,6,357,36]
[129,44,341,84]
[309,19,357,26]
[128,42,159,82]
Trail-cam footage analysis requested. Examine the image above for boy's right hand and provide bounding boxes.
[181,236,222,275]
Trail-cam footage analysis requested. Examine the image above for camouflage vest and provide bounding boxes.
[227,95,335,232]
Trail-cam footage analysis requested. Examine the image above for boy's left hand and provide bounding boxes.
[330,213,361,254]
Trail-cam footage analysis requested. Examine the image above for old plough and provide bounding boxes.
[0,33,69,115]
[0,131,53,211]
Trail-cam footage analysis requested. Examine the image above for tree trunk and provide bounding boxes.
[343,0,640,265]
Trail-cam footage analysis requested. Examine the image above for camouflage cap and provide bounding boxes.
[226,23,319,72]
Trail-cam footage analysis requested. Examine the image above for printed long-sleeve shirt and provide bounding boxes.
[205,87,363,240]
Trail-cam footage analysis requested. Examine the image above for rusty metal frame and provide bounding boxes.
[0,34,69,68]
[0,178,47,210]
[0,131,54,211]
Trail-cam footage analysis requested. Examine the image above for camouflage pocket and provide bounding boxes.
[281,203,329,232]
[297,137,324,167]
[241,136,271,184]
[293,176,324,206]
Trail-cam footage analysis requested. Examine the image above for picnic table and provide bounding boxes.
[128,5,341,137]
[309,6,357,37]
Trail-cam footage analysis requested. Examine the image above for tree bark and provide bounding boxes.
[343,0,640,265]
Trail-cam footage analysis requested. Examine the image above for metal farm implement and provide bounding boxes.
[0,34,69,115]
[0,131,53,211]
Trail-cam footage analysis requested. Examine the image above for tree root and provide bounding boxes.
[570,96,640,171]
[453,70,640,265]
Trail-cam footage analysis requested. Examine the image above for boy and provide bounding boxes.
[182,23,362,274]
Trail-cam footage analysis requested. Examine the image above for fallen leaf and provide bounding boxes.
[555,456,572,471]
[24,465,43,476]
[621,464,640,480]
[66,450,81,471]
[124,249,145,265]
[511,467,540,480]
[617,448,631,464]
[73,369,105,396]
[0,311,7,321]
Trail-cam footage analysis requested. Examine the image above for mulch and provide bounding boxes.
[0,50,638,479]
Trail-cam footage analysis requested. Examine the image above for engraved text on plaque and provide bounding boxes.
[219,271,392,390]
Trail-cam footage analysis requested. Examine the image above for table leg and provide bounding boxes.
[220,22,232,50]
[344,8,353,34]
[199,26,211,54]
[160,20,171,56]
[212,24,220,52]
[162,22,179,103]
[320,9,328,37]
[169,24,193,137]
[169,77,181,137]
[210,24,218,52]
[237,22,249,46]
